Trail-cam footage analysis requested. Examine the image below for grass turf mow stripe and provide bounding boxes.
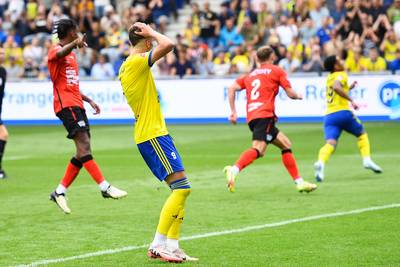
[15,203,400,267]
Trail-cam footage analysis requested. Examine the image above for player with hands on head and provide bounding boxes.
[119,22,198,263]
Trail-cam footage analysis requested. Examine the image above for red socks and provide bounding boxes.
[235,148,260,171]
[80,155,105,184]
[281,149,300,180]
[60,158,82,188]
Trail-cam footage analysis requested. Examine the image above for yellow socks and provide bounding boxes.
[167,208,185,240]
[357,133,371,158]
[318,143,335,163]
[156,188,191,236]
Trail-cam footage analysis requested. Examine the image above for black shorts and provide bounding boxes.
[248,118,279,143]
[56,107,90,139]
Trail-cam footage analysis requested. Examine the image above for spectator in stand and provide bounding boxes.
[259,14,275,46]
[300,18,317,45]
[276,15,298,47]
[22,57,39,78]
[380,29,400,64]
[47,3,68,26]
[278,47,301,73]
[2,11,13,32]
[239,17,259,47]
[345,46,367,72]
[22,37,44,66]
[199,2,220,48]
[190,3,201,37]
[363,46,387,71]
[231,46,250,73]
[6,56,22,79]
[106,22,123,48]
[8,0,24,23]
[155,52,176,76]
[302,44,324,72]
[38,55,49,80]
[3,35,23,67]
[217,18,244,53]
[236,0,257,28]
[256,2,269,30]
[197,50,214,76]
[345,0,364,36]
[316,17,333,48]
[170,50,195,78]
[94,0,110,18]
[76,47,95,76]
[360,13,380,56]
[310,0,330,29]
[271,0,286,22]
[86,20,106,51]
[212,51,230,76]
[26,0,38,21]
[389,47,400,71]
[388,0,400,25]
[330,0,346,24]
[218,2,234,27]
[100,5,121,30]
[149,0,170,25]
[288,35,310,63]
[30,4,51,34]
[91,54,115,80]
[0,0,6,18]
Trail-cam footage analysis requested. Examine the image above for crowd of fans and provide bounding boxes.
[1,0,400,79]
[167,0,400,77]
[0,0,187,79]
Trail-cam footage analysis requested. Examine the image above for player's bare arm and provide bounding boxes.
[56,34,87,58]
[133,22,174,65]
[349,81,358,90]
[284,87,303,100]
[227,81,243,125]
[333,80,359,110]
[81,93,101,115]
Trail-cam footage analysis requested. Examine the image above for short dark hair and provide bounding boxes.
[128,26,145,46]
[256,46,274,62]
[54,19,77,40]
[324,55,337,72]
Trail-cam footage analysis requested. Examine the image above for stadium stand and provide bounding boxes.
[0,0,399,79]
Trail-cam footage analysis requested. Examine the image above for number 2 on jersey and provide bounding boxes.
[251,79,261,100]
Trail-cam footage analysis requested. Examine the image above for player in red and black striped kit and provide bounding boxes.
[48,19,127,214]
[224,46,317,193]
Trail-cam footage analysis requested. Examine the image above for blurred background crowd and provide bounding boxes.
[1,0,400,79]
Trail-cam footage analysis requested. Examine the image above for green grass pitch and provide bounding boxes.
[1,122,400,266]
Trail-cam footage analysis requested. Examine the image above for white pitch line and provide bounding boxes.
[15,203,400,267]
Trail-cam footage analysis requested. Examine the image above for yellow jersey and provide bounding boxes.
[344,56,367,72]
[119,52,168,144]
[383,40,399,62]
[363,57,387,72]
[325,71,351,115]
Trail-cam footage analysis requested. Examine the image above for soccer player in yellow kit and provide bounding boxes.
[119,22,197,263]
[314,55,382,182]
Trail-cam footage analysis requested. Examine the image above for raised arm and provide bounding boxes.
[133,22,175,66]
[56,34,87,58]
[228,81,243,125]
